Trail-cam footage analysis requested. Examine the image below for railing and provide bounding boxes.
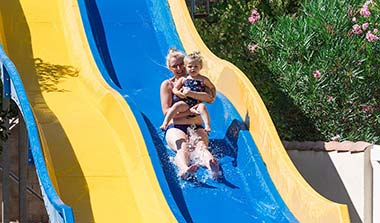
[186,0,210,19]
[0,44,74,223]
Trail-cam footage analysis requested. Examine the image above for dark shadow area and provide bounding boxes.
[82,0,121,88]
[287,150,361,223]
[34,58,79,93]
[0,1,93,220]
[209,119,248,168]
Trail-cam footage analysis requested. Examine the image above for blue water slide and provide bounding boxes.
[78,0,298,222]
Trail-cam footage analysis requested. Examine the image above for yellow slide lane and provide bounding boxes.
[169,0,350,222]
[0,0,176,222]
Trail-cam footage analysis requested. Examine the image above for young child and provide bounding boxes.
[160,51,214,132]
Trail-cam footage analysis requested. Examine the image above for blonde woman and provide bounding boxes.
[160,48,220,179]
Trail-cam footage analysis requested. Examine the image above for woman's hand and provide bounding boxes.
[174,89,187,99]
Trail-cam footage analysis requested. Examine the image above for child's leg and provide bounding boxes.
[160,101,190,130]
[196,103,211,132]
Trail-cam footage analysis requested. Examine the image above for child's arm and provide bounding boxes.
[202,76,216,103]
[173,77,186,99]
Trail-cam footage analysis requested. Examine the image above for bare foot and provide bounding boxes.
[209,158,220,179]
[178,164,199,180]
[204,125,211,132]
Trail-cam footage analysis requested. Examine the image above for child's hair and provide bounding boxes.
[184,51,203,67]
[166,48,185,68]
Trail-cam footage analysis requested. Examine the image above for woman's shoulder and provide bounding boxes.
[161,78,174,88]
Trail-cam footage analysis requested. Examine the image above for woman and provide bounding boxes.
[160,48,219,179]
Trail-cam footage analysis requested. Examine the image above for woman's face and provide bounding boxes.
[168,57,186,77]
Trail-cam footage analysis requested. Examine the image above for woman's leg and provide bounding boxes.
[160,101,189,130]
[193,128,220,179]
[165,127,198,178]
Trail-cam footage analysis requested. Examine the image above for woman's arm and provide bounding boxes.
[173,77,186,98]
[160,80,173,115]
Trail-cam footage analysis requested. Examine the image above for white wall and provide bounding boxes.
[286,149,372,223]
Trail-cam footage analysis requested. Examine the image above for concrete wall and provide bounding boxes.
[287,149,372,223]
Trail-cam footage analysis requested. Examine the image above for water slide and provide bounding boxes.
[0,0,349,222]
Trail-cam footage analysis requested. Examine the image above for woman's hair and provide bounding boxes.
[184,51,203,67]
[166,48,185,67]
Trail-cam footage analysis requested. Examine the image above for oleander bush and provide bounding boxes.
[195,0,380,143]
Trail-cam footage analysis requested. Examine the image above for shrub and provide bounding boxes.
[248,0,380,143]
[194,0,325,141]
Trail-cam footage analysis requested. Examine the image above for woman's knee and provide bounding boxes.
[165,129,188,150]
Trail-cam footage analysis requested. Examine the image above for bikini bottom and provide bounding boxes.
[165,124,203,135]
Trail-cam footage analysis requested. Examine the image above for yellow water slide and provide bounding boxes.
[169,0,350,222]
[0,0,175,222]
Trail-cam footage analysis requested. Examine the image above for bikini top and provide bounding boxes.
[169,79,181,105]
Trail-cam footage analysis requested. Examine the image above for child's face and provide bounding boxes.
[186,60,202,77]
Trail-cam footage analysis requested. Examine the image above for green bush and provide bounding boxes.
[248,0,380,143]
[195,0,380,143]
[194,0,325,141]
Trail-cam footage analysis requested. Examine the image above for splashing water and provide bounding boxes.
[187,124,201,151]
[187,125,205,166]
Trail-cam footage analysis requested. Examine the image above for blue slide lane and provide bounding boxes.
[78,0,298,222]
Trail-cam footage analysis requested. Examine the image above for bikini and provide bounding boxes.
[165,79,204,135]
[165,124,203,135]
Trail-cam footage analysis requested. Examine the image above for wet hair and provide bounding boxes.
[184,51,203,67]
[166,48,185,68]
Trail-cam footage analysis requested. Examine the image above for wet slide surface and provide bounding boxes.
[79,0,297,222]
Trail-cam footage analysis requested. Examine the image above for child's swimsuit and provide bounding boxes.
[183,79,205,107]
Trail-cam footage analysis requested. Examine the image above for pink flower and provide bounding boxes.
[327,95,334,102]
[362,22,369,30]
[352,24,362,35]
[247,43,258,53]
[366,31,379,42]
[374,28,378,34]
[352,17,357,22]
[360,3,371,17]
[248,9,261,24]
[362,104,374,113]
[313,70,321,78]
